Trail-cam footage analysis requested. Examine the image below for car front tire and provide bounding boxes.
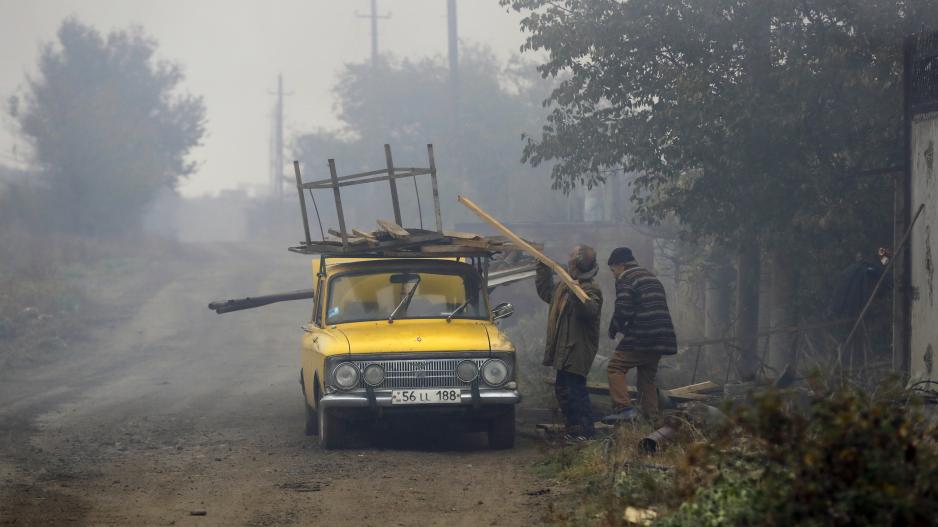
[318,407,346,449]
[487,405,516,449]
[300,370,319,436]
[304,401,319,436]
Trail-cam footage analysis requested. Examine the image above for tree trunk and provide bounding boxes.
[768,248,798,374]
[735,240,761,380]
[704,259,733,354]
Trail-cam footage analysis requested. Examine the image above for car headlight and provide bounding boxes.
[456,360,479,383]
[363,363,385,387]
[481,359,509,387]
[332,362,359,390]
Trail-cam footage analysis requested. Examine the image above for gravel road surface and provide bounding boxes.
[0,244,553,526]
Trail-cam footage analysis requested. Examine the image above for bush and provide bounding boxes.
[660,385,938,526]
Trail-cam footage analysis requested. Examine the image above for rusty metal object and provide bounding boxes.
[208,289,314,314]
[639,425,676,453]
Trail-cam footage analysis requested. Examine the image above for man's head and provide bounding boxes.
[568,244,597,278]
[607,246,636,277]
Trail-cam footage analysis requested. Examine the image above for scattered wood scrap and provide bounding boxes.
[544,378,722,403]
[536,422,614,438]
[665,381,721,397]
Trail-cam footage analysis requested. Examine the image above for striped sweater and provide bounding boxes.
[610,263,677,355]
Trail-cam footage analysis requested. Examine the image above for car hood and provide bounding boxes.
[333,319,492,354]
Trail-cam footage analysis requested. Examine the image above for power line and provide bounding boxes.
[356,0,391,68]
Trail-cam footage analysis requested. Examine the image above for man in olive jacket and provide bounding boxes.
[535,245,603,440]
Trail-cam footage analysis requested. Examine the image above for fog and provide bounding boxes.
[2,1,934,524]
[0,0,526,197]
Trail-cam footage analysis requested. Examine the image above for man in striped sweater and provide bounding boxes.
[604,247,677,423]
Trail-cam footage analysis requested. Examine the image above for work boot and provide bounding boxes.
[602,407,638,424]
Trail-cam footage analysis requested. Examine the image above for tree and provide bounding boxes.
[501,0,938,378]
[10,19,205,236]
[293,47,576,230]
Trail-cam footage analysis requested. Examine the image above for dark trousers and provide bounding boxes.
[554,369,594,437]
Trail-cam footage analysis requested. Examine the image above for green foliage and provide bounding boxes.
[499,0,937,251]
[655,458,763,527]
[10,18,205,236]
[660,387,938,526]
[534,384,938,526]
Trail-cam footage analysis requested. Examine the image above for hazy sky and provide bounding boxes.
[0,0,527,196]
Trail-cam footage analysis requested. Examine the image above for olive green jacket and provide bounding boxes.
[535,264,603,377]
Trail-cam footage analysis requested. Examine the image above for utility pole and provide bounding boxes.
[447,0,461,192]
[269,74,292,203]
[447,0,459,111]
[356,0,391,68]
[275,74,283,202]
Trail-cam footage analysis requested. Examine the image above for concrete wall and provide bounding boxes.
[910,111,938,383]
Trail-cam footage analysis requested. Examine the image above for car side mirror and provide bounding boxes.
[492,302,514,321]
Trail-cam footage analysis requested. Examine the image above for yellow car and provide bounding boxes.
[298,256,519,449]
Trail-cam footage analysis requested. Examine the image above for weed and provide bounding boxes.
[660,385,938,526]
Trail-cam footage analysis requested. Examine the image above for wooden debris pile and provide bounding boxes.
[289,219,542,259]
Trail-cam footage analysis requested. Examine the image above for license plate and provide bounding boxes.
[391,389,462,405]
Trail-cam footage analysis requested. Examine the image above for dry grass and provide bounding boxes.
[0,226,183,369]
[536,420,695,526]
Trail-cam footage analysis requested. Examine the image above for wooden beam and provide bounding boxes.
[666,381,721,396]
[458,195,589,302]
[442,229,482,240]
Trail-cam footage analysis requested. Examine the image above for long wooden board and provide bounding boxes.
[545,379,719,402]
[666,381,721,396]
[457,195,589,302]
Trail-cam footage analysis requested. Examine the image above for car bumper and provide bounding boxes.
[319,389,521,409]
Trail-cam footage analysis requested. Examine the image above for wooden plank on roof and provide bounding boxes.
[376,219,410,239]
[416,244,489,253]
[442,229,482,240]
[351,228,378,241]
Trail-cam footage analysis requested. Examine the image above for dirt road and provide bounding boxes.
[0,244,553,526]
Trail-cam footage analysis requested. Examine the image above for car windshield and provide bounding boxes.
[325,269,485,324]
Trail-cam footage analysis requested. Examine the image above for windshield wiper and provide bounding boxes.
[388,276,421,323]
[447,298,472,322]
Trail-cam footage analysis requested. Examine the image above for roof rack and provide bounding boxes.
[290,144,521,259]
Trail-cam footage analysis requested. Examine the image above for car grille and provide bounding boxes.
[352,358,487,389]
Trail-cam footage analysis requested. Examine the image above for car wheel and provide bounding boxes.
[487,405,515,450]
[300,371,319,436]
[304,400,319,436]
[318,407,346,449]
